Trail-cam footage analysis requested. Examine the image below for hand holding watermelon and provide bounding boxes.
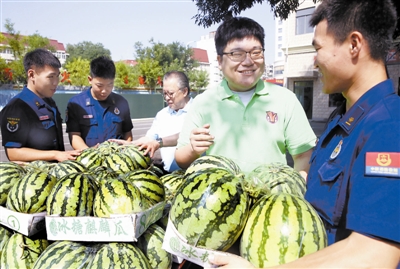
[205,253,255,268]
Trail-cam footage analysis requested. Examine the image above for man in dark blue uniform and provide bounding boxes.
[66,56,133,149]
[207,0,400,268]
[0,48,81,162]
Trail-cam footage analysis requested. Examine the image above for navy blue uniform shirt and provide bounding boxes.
[66,88,133,147]
[0,87,65,152]
[306,79,400,246]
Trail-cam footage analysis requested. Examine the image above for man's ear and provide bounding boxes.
[349,31,363,57]
[88,76,92,83]
[27,69,35,80]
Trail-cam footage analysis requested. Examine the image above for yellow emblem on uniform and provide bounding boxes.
[330,140,343,159]
[376,153,391,166]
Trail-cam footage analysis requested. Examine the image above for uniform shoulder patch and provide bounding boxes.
[365,152,400,177]
[6,118,20,132]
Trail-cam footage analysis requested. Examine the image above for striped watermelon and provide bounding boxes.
[0,233,49,269]
[184,155,243,177]
[160,173,184,203]
[46,172,98,216]
[93,177,149,217]
[137,223,172,269]
[76,147,103,169]
[245,162,306,200]
[147,164,165,178]
[125,169,165,204]
[0,162,25,205]
[103,152,136,174]
[240,193,327,267]
[48,160,87,180]
[92,166,119,184]
[22,160,51,173]
[120,145,152,170]
[0,225,12,258]
[87,242,151,269]
[170,167,250,251]
[6,170,57,213]
[97,141,120,155]
[33,241,95,269]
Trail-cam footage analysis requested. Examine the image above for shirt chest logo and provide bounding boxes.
[114,107,120,115]
[266,111,278,124]
[366,152,400,177]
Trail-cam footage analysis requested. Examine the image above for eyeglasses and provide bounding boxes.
[222,48,265,62]
[162,87,186,99]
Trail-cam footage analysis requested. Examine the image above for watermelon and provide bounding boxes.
[136,224,172,269]
[93,177,149,217]
[125,169,165,204]
[0,162,25,205]
[87,242,151,269]
[240,193,327,267]
[22,160,51,173]
[0,225,12,258]
[6,170,57,213]
[244,162,306,200]
[120,145,152,170]
[160,173,184,203]
[0,233,49,269]
[92,166,119,184]
[184,155,243,177]
[147,164,164,178]
[48,160,87,180]
[170,167,250,251]
[46,172,98,216]
[33,241,95,269]
[76,147,103,169]
[96,141,120,155]
[103,152,136,174]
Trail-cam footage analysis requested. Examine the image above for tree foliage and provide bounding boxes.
[64,57,90,88]
[114,61,140,89]
[192,0,400,39]
[66,41,111,64]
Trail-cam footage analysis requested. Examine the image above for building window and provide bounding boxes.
[278,44,282,49]
[278,52,283,58]
[278,36,282,41]
[278,20,283,25]
[274,65,284,75]
[278,28,282,34]
[296,7,315,35]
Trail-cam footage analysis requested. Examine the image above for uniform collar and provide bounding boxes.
[338,79,395,134]
[218,79,269,100]
[19,86,48,110]
[84,88,115,106]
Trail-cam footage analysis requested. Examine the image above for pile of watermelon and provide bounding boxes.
[0,141,177,269]
[0,142,327,268]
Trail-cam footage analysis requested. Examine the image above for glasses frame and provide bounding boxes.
[222,48,265,62]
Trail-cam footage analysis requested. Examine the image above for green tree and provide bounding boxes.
[8,58,25,86]
[66,41,111,64]
[114,61,140,89]
[3,19,24,60]
[134,39,199,74]
[188,69,209,91]
[64,57,90,89]
[24,32,54,52]
[136,58,163,91]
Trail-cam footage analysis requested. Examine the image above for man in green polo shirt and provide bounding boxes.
[175,17,316,177]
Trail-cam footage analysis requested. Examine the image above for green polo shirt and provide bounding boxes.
[177,79,316,174]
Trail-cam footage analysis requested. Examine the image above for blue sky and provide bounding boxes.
[1,0,277,63]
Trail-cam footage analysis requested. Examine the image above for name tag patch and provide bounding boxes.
[83,115,93,119]
[365,152,400,177]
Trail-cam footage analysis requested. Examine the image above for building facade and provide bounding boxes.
[276,0,400,120]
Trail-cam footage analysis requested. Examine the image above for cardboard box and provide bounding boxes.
[0,206,46,236]
[45,201,165,242]
[162,218,235,268]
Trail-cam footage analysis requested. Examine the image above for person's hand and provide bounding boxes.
[137,140,159,158]
[190,124,214,156]
[205,253,255,268]
[55,150,82,162]
[131,136,152,146]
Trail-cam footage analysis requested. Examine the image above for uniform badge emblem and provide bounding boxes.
[6,118,19,132]
[330,140,343,159]
[266,111,278,124]
[114,107,120,115]
[376,153,391,166]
